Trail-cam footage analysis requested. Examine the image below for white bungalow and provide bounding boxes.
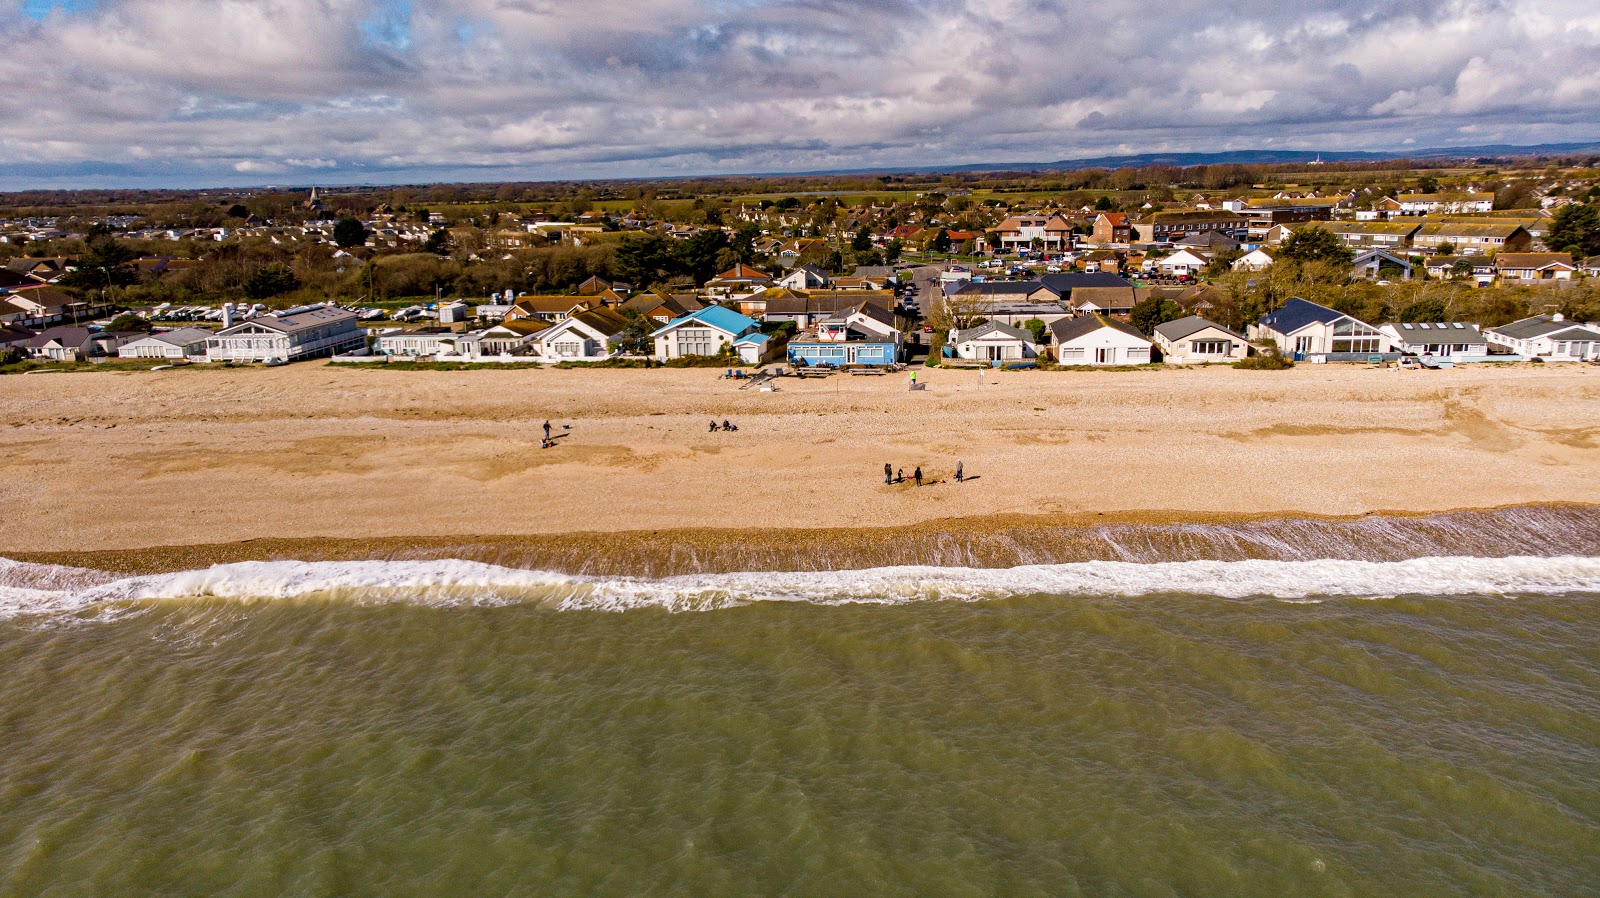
[1486,314,1600,362]
[1156,249,1211,277]
[1152,316,1250,364]
[117,327,212,360]
[650,305,760,362]
[775,264,830,290]
[376,328,460,358]
[527,307,629,363]
[732,333,774,365]
[206,306,365,363]
[1232,248,1276,271]
[1249,297,1391,359]
[1378,322,1493,362]
[1049,314,1154,365]
[948,321,1042,364]
[451,320,548,359]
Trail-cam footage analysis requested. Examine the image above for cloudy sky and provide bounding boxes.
[3,0,1599,189]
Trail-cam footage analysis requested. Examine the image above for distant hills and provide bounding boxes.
[789,143,1600,177]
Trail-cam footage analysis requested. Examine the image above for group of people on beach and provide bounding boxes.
[885,460,963,487]
[709,419,739,432]
[540,419,566,449]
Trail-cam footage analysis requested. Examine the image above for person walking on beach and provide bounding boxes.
[913,466,923,487]
[897,467,904,484]
[955,460,964,483]
[884,463,893,485]
[543,420,551,441]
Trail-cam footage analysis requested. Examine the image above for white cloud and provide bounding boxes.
[0,0,1597,188]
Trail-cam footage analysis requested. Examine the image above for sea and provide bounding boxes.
[2,507,1598,897]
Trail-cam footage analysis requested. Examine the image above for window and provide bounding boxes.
[1096,347,1115,364]
[1061,348,1085,361]
[1294,336,1316,353]
[1333,338,1381,354]
[1192,340,1230,355]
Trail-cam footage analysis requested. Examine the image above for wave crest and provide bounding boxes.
[3,555,1600,619]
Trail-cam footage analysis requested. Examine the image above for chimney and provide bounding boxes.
[222,302,235,328]
[1552,313,1565,322]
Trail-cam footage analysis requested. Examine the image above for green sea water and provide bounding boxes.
[2,591,1597,897]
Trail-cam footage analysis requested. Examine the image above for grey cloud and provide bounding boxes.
[1,0,1598,188]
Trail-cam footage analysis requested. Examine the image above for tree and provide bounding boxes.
[226,204,250,219]
[930,229,952,253]
[1129,296,1183,335]
[424,228,451,256]
[1094,196,1116,211]
[851,226,873,252]
[1023,318,1049,344]
[1204,248,1242,279]
[673,229,731,284]
[884,239,903,262]
[1398,296,1449,322]
[60,225,136,289]
[615,235,676,287]
[1451,259,1476,279]
[1547,203,1600,259]
[731,223,761,261]
[102,312,154,333]
[930,290,994,332]
[333,217,369,249]
[244,263,300,300]
[1277,226,1354,267]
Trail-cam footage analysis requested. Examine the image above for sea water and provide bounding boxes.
[2,522,1598,896]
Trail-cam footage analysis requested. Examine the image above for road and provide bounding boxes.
[903,263,945,320]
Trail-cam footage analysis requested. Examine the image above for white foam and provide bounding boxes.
[2,555,1599,620]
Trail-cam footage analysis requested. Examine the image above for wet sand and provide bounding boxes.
[3,361,1598,562]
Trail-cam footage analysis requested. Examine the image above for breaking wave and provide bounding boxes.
[4,555,1600,620]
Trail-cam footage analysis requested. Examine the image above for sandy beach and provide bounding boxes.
[3,362,1598,558]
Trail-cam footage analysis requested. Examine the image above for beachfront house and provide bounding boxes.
[376,327,461,358]
[787,302,902,368]
[1486,314,1600,361]
[206,306,366,363]
[117,327,212,360]
[1152,316,1251,364]
[1049,314,1154,365]
[27,326,135,362]
[651,305,761,362]
[1378,322,1494,362]
[947,321,1042,364]
[527,307,630,363]
[1249,297,1392,360]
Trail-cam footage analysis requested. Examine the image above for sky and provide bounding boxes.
[3,0,1599,190]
